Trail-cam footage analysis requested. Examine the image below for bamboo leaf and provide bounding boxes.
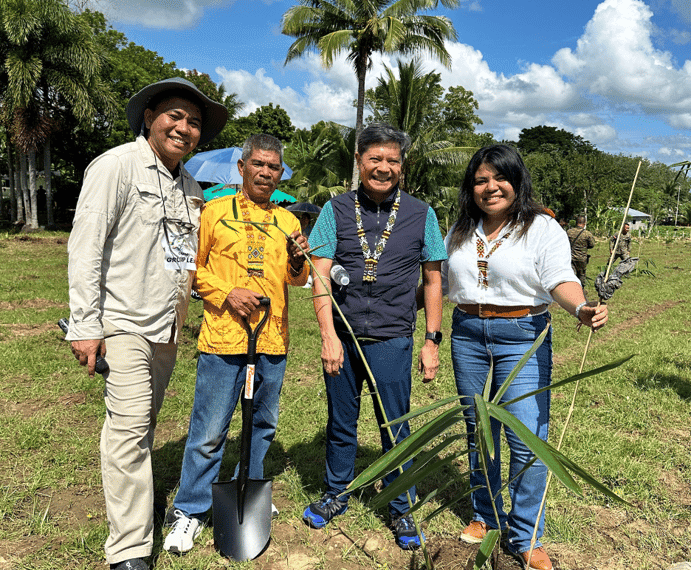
[492,323,550,405]
[493,457,536,501]
[347,406,465,492]
[553,448,631,505]
[381,394,467,428]
[405,471,471,518]
[502,355,635,407]
[307,242,330,255]
[422,485,482,523]
[219,219,239,233]
[486,402,582,496]
[482,358,493,401]
[369,445,467,510]
[474,529,500,570]
[475,394,495,460]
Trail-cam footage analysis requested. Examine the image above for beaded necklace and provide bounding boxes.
[476,227,513,289]
[354,189,401,283]
[237,191,273,278]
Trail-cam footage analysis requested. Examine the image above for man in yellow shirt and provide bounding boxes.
[163,134,308,553]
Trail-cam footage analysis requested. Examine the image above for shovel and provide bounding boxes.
[212,296,273,561]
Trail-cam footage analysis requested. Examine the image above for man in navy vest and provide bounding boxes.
[303,123,446,549]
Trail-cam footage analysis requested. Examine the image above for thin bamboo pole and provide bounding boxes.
[525,160,642,569]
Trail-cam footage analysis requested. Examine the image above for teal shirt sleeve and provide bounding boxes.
[308,201,336,259]
[422,206,448,263]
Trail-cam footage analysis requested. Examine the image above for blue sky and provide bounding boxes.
[101,0,691,165]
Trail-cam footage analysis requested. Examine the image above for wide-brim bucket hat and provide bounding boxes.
[126,77,228,147]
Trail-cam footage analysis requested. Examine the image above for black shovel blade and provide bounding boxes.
[212,478,272,561]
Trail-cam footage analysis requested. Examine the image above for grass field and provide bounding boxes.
[0,230,689,570]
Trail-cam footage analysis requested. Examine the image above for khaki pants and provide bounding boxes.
[100,321,177,564]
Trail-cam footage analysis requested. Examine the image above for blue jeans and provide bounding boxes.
[173,352,286,519]
[324,335,415,518]
[450,308,552,553]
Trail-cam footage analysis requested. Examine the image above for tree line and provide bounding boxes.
[1,0,687,232]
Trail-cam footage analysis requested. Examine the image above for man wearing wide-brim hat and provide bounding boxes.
[66,77,227,570]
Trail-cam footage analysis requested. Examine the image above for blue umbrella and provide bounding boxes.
[203,183,297,204]
[185,147,293,185]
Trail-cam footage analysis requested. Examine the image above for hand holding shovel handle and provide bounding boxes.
[237,297,271,524]
[212,297,273,562]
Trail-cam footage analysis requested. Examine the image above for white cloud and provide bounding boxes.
[670,28,691,45]
[668,113,691,129]
[207,0,689,163]
[105,0,233,29]
[218,51,403,129]
[417,42,582,122]
[465,0,483,12]
[658,147,687,158]
[552,0,691,116]
[569,113,601,127]
[573,123,618,145]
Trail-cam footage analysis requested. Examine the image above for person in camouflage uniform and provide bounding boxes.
[610,222,632,262]
[567,215,596,288]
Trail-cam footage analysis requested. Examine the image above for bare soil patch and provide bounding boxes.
[552,300,683,367]
[0,298,66,312]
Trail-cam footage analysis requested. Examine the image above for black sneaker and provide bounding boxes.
[393,514,424,550]
[110,559,148,570]
[302,493,348,528]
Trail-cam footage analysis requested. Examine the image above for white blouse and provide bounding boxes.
[442,214,579,307]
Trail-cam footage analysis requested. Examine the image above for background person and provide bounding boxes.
[300,212,313,237]
[442,145,608,570]
[163,134,309,553]
[567,215,596,289]
[303,124,446,550]
[66,77,228,570]
[610,222,632,262]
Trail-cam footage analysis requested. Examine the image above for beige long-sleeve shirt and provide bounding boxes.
[67,136,203,344]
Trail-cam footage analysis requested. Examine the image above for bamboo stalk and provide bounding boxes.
[525,160,642,569]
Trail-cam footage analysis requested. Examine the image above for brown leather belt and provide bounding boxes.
[456,303,548,318]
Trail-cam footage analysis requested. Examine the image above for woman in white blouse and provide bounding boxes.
[442,145,607,570]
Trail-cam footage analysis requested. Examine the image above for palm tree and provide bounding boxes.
[285,121,356,203]
[366,58,475,217]
[281,0,459,189]
[0,0,115,228]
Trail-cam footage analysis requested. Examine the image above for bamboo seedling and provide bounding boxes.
[220,213,431,565]
[222,211,633,570]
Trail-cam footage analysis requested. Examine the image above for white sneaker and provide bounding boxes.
[163,511,203,553]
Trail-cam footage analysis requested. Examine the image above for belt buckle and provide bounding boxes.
[478,303,486,318]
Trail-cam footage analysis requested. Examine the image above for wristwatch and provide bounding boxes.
[424,331,443,344]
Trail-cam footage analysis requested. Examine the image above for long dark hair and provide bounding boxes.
[447,144,544,252]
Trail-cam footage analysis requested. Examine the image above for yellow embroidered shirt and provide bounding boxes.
[195,193,308,355]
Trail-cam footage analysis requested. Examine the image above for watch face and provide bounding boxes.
[426,331,442,344]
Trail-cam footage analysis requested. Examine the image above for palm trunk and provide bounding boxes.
[20,152,30,224]
[41,80,55,227]
[13,153,23,223]
[44,140,54,227]
[28,149,39,229]
[350,64,367,191]
[6,137,16,223]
